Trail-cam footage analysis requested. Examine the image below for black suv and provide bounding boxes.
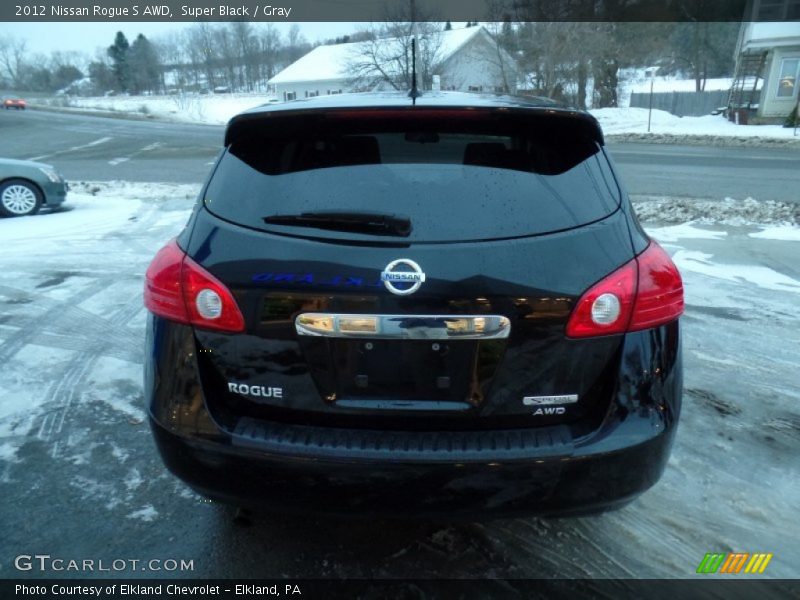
[144,92,683,517]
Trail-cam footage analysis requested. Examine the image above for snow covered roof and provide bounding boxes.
[269,26,486,85]
[742,22,800,50]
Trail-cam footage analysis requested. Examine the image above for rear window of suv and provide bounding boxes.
[204,109,621,242]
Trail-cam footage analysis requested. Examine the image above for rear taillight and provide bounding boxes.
[144,239,245,333]
[629,242,685,331]
[566,241,683,338]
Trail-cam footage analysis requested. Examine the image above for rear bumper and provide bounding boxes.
[145,317,682,517]
[150,414,675,518]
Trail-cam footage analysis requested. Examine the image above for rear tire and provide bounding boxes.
[0,179,43,217]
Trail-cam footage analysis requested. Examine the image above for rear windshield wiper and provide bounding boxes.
[263,211,412,237]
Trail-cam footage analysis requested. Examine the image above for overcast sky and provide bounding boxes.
[1,22,361,58]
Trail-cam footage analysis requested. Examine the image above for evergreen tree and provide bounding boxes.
[129,34,161,93]
[107,32,130,92]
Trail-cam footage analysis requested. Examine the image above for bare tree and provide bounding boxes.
[213,27,238,89]
[259,24,282,84]
[583,22,672,107]
[667,22,739,92]
[0,35,28,87]
[507,1,673,108]
[152,22,295,93]
[345,2,444,92]
[48,51,85,92]
[155,31,189,90]
[229,22,259,91]
[286,24,310,64]
[513,22,583,101]
[481,1,525,94]
[186,23,219,90]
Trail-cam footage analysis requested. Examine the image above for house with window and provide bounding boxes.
[267,26,518,102]
[729,1,800,122]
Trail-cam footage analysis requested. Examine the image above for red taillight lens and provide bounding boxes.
[566,241,683,338]
[144,241,187,323]
[565,261,637,338]
[629,242,684,332]
[144,239,245,333]
[180,254,245,333]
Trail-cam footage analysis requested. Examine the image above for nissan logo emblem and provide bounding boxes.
[380,259,426,296]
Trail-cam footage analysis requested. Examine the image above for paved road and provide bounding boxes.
[1,108,797,202]
[0,109,221,184]
[606,142,799,203]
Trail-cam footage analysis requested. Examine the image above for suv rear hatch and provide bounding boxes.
[184,104,634,432]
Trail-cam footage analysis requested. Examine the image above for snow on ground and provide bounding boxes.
[673,249,800,293]
[0,182,196,464]
[632,196,800,226]
[748,225,800,242]
[592,107,797,139]
[127,505,159,522]
[642,223,727,243]
[0,181,198,249]
[628,77,734,95]
[0,185,142,245]
[47,93,278,125]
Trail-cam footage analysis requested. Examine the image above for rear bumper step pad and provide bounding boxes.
[232,417,574,462]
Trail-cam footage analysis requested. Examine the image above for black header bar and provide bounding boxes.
[1,0,759,23]
[3,579,800,600]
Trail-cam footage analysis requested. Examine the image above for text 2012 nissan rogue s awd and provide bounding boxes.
[144,92,684,518]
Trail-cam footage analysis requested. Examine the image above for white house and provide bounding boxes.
[731,0,800,121]
[268,26,518,101]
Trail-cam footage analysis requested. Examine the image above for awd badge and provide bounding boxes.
[523,394,577,416]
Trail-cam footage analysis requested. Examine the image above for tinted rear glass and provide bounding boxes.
[205,111,620,242]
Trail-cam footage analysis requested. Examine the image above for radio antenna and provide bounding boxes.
[408,37,420,105]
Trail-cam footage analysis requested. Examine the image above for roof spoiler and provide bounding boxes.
[224,106,604,148]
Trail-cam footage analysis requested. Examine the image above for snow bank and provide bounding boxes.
[628,77,734,94]
[632,196,800,226]
[50,93,278,125]
[592,107,797,140]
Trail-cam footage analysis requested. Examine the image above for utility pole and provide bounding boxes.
[647,71,655,133]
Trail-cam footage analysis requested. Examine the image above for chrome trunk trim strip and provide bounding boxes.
[295,313,511,340]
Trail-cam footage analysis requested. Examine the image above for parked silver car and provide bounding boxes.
[0,158,68,216]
